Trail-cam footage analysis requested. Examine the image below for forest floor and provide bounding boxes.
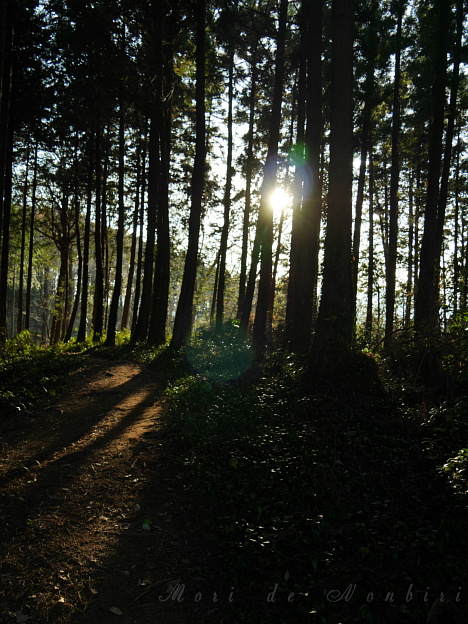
[0,355,219,624]
[2,347,468,624]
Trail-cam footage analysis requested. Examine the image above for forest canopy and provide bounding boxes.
[0,0,467,368]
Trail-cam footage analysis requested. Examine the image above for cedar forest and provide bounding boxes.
[2,0,468,623]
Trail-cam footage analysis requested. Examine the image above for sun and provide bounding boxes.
[269,187,292,219]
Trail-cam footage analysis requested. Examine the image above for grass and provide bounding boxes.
[0,332,88,415]
[162,342,468,623]
[2,327,468,623]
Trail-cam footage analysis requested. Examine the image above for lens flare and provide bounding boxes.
[269,188,291,216]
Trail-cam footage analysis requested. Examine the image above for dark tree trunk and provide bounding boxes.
[286,0,322,352]
[312,0,354,368]
[64,154,83,342]
[17,142,30,334]
[405,170,414,328]
[133,115,158,342]
[239,216,261,332]
[385,0,403,345]
[453,128,461,314]
[365,143,375,338]
[25,139,38,332]
[210,249,220,324]
[0,122,13,344]
[92,125,105,341]
[131,129,147,333]
[352,0,377,310]
[0,0,13,345]
[434,0,463,291]
[76,141,93,343]
[237,40,258,320]
[121,142,141,330]
[148,32,174,347]
[216,47,234,331]
[105,95,126,346]
[414,0,450,333]
[252,0,288,355]
[170,0,206,350]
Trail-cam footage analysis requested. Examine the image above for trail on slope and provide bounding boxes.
[0,357,218,624]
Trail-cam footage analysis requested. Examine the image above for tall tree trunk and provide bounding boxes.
[312,0,354,368]
[64,201,82,342]
[148,33,173,346]
[64,149,83,342]
[170,0,206,350]
[286,0,322,352]
[25,139,38,332]
[93,125,105,341]
[414,0,450,332]
[121,142,141,330]
[17,142,30,334]
[434,0,463,294]
[0,0,13,346]
[210,249,220,324]
[237,40,258,320]
[239,216,261,332]
[131,128,147,333]
[216,47,234,331]
[76,141,93,343]
[365,143,375,338]
[453,128,461,314]
[105,93,126,346]
[0,121,13,344]
[405,170,414,327]
[133,115,158,342]
[385,0,403,345]
[252,0,288,355]
[101,139,110,331]
[352,0,377,310]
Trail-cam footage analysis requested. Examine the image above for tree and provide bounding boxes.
[285,0,322,352]
[215,46,234,331]
[312,0,354,368]
[252,0,288,355]
[105,80,126,346]
[0,0,14,345]
[414,0,450,333]
[170,0,206,350]
[384,0,404,345]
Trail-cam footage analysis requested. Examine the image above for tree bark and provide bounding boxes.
[365,143,375,338]
[105,91,126,346]
[312,0,354,368]
[286,0,322,352]
[170,0,206,350]
[148,27,174,346]
[133,114,158,342]
[237,40,258,320]
[385,0,403,345]
[76,139,93,343]
[92,124,105,341]
[414,0,450,333]
[0,0,13,345]
[215,47,234,331]
[252,0,288,356]
[17,142,30,334]
[25,139,38,332]
[121,142,141,330]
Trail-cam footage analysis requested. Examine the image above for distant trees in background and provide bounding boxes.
[0,0,467,364]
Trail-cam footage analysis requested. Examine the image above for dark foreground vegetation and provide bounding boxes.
[2,325,468,624]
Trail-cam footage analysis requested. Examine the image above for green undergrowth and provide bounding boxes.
[0,332,87,415]
[164,349,468,624]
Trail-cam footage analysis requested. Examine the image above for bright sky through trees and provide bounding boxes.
[269,187,292,220]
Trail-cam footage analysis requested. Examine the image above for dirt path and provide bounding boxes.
[0,357,219,624]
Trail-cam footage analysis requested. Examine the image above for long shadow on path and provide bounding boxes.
[0,357,217,624]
